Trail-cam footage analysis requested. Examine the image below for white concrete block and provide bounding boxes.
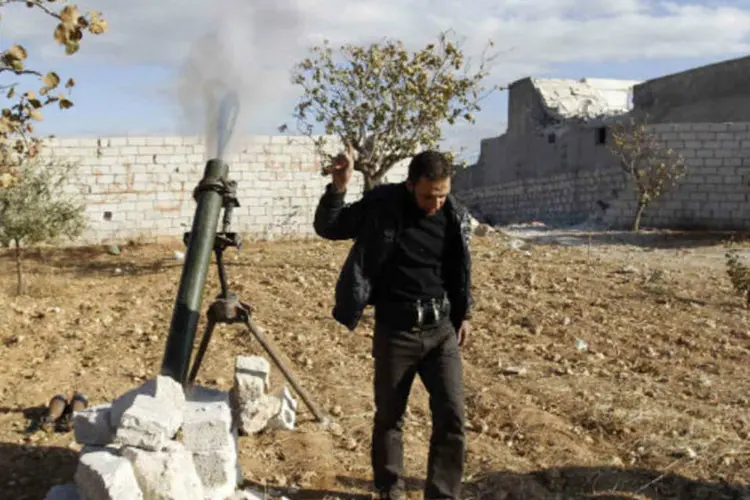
[236,394,282,436]
[121,441,204,500]
[81,444,120,456]
[114,394,182,451]
[73,403,115,446]
[233,356,270,405]
[230,488,266,500]
[43,483,81,500]
[267,386,297,431]
[192,444,239,499]
[75,449,143,500]
[182,386,235,453]
[110,375,186,428]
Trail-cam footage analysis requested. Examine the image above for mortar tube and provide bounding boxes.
[160,158,228,384]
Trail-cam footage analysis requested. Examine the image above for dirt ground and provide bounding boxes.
[1,228,750,500]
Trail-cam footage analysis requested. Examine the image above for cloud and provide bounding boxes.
[1,0,749,155]
[5,0,750,79]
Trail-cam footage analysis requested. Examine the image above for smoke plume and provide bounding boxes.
[174,0,306,160]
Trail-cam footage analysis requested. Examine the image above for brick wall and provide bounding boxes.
[454,122,750,230]
[38,135,409,244]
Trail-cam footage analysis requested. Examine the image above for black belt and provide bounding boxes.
[375,296,451,331]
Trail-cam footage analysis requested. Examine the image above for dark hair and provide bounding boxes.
[407,150,453,183]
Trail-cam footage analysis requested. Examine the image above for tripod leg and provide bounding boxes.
[187,317,217,386]
[243,317,328,424]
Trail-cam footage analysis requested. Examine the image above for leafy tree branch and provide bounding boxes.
[0,0,107,187]
[284,30,500,191]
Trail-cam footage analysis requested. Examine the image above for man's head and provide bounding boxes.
[406,150,453,216]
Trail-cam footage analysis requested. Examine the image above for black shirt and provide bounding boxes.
[378,188,448,302]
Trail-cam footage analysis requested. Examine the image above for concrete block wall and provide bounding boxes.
[455,167,627,227]
[454,122,750,230]
[39,135,409,244]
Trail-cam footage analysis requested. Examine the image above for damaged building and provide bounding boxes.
[454,55,750,230]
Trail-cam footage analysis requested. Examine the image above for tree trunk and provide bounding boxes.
[14,239,24,295]
[632,200,647,232]
[363,174,382,193]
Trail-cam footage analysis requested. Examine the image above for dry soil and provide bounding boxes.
[1,229,749,499]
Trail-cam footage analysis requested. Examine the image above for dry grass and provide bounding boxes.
[0,232,749,499]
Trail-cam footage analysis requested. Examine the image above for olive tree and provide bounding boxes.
[0,156,87,294]
[608,116,687,231]
[285,31,498,191]
[0,0,107,188]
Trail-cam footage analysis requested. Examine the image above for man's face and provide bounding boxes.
[408,176,451,216]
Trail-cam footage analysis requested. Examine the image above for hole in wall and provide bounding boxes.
[103,211,113,221]
[595,127,607,145]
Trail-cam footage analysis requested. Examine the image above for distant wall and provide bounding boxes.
[455,122,750,230]
[40,135,408,245]
[633,56,750,123]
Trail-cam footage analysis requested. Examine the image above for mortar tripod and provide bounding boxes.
[182,177,328,425]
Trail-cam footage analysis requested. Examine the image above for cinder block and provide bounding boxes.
[73,403,115,446]
[81,444,120,456]
[230,488,267,500]
[126,136,148,146]
[110,375,186,428]
[192,444,239,499]
[233,356,270,405]
[121,441,204,500]
[267,386,297,431]
[236,394,282,435]
[182,386,236,453]
[75,449,143,500]
[114,394,183,451]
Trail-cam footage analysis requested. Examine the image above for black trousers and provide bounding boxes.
[370,318,466,499]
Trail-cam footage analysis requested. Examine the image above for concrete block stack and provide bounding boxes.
[230,355,298,435]
[44,355,298,500]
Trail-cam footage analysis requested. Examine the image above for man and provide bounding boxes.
[313,148,473,500]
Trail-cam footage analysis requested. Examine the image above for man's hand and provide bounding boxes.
[331,143,354,192]
[457,320,470,347]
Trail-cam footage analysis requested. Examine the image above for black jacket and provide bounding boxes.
[313,182,473,331]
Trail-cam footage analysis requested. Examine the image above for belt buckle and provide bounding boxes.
[430,298,441,323]
[411,300,424,332]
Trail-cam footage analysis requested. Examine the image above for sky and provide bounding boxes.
[1,0,750,163]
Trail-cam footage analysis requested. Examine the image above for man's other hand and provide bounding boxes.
[457,320,470,347]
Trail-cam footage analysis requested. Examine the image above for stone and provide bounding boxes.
[110,375,186,428]
[75,449,143,500]
[114,394,182,451]
[230,488,266,500]
[233,355,270,405]
[81,444,120,456]
[43,483,81,500]
[237,394,282,435]
[73,403,115,446]
[121,441,204,500]
[182,386,235,453]
[267,386,297,431]
[193,444,239,500]
[474,223,493,236]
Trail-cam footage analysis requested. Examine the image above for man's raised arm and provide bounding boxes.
[313,146,366,240]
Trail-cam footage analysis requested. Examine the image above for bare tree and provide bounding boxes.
[608,116,687,231]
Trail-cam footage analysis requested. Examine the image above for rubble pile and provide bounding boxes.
[44,355,297,500]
